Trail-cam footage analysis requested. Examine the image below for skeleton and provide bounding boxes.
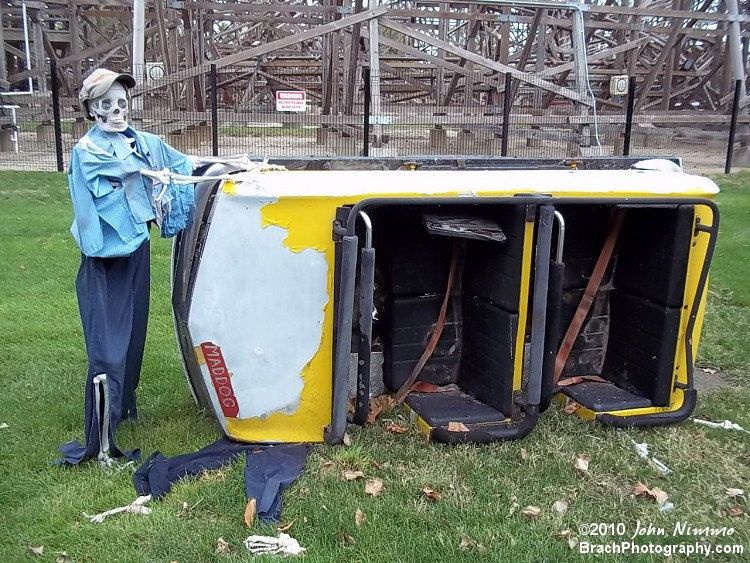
[88,83,129,133]
[92,374,115,468]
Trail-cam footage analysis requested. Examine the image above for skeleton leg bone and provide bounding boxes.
[93,374,115,468]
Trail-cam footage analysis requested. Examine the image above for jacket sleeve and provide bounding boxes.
[68,147,106,255]
[155,138,196,239]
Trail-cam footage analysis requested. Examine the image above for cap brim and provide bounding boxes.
[114,73,136,89]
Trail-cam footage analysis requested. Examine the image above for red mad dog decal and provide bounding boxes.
[200,342,240,418]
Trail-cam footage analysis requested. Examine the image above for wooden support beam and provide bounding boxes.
[345,0,364,114]
[377,34,501,93]
[538,37,649,78]
[8,26,161,83]
[379,18,592,106]
[381,62,435,96]
[131,6,388,97]
[441,7,485,106]
[635,17,686,112]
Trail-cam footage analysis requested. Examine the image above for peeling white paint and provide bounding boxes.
[229,169,720,199]
[188,190,329,423]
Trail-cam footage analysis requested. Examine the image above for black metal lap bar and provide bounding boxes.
[353,212,375,425]
[326,234,359,444]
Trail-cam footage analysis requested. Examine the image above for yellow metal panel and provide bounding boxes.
[513,215,535,391]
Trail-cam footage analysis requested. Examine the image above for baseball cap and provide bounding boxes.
[79,68,136,119]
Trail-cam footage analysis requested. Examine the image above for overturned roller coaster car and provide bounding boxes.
[171,157,719,445]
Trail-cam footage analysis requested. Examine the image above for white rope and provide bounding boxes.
[693,418,750,433]
[82,495,152,524]
[141,157,286,186]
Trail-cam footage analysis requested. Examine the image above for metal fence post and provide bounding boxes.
[50,59,64,172]
[210,64,219,157]
[501,73,512,157]
[725,79,742,174]
[623,77,636,156]
[363,66,370,157]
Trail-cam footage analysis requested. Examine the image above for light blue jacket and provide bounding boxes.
[68,125,194,258]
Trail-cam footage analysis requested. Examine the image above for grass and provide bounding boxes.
[1,170,749,562]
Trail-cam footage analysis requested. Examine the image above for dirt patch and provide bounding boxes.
[693,369,730,394]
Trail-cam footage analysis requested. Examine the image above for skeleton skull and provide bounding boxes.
[90,83,129,133]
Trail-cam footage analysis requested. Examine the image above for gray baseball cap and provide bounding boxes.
[79,68,136,119]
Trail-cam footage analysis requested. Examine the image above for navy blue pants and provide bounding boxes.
[56,240,150,465]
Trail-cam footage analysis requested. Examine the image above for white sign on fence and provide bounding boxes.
[276,90,307,112]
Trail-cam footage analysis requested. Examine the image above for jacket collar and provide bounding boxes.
[87,125,151,161]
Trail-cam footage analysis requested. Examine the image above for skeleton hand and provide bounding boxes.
[243,533,306,555]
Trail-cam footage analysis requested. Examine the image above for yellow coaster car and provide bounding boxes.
[171,157,719,444]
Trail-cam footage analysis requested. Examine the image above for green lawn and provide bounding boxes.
[0,171,749,562]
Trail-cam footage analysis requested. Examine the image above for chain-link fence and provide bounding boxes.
[0,61,745,173]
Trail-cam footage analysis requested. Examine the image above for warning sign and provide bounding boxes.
[275,90,307,112]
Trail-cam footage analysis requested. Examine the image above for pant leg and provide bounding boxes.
[58,250,138,464]
[122,240,151,420]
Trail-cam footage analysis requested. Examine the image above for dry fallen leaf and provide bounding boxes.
[347,397,355,414]
[728,506,745,517]
[28,545,43,556]
[341,470,365,481]
[423,487,442,502]
[216,537,230,555]
[385,424,409,434]
[633,482,669,506]
[0,422,8,429]
[343,432,353,446]
[552,500,569,515]
[243,498,256,527]
[277,520,295,532]
[555,528,579,548]
[447,421,470,432]
[652,487,669,506]
[55,554,72,563]
[700,367,717,374]
[178,501,189,519]
[522,506,541,519]
[341,532,356,545]
[365,478,384,497]
[563,400,579,414]
[520,448,529,461]
[558,375,608,387]
[355,508,367,527]
[508,501,520,517]
[726,488,745,498]
[371,459,382,470]
[459,535,476,551]
[322,461,335,472]
[574,455,590,472]
[634,482,652,497]
[367,395,395,424]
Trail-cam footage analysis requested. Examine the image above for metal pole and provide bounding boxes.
[210,64,218,157]
[725,79,742,175]
[50,59,64,172]
[132,0,145,113]
[362,66,370,157]
[623,77,636,156]
[501,72,512,157]
[132,0,145,80]
[21,0,33,93]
